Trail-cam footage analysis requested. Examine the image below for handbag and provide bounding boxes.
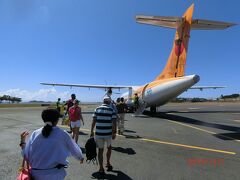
[17,157,33,180]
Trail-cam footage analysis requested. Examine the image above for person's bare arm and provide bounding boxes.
[79,108,84,126]
[90,118,96,137]
[65,133,84,163]
[20,131,29,149]
[112,119,117,139]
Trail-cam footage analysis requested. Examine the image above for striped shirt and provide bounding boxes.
[93,104,117,139]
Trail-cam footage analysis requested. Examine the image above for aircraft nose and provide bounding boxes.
[193,75,200,83]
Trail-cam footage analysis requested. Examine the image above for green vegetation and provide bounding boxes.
[173,93,240,103]
[0,95,21,104]
[171,97,208,103]
[0,103,44,108]
[220,94,240,99]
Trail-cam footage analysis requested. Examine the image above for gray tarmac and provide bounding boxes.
[0,102,240,180]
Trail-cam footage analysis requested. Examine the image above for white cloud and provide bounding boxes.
[0,88,126,102]
[0,88,70,102]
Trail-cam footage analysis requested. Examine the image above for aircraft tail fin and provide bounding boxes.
[136,4,236,80]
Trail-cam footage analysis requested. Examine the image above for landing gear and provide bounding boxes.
[150,106,157,114]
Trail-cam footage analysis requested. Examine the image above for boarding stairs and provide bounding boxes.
[134,96,146,115]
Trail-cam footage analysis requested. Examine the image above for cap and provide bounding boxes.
[103,96,111,102]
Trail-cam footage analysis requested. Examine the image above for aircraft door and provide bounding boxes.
[128,87,133,102]
[141,84,149,101]
[124,87,133,104]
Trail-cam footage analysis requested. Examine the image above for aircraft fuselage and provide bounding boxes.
[122,75,200,108]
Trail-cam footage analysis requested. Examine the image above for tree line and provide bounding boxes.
[0,95,22,103]
[172,93,240,103]
[220,94,240,99]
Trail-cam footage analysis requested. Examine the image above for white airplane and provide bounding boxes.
[41,4,235,113]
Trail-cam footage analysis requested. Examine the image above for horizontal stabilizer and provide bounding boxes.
[191,19,236,30]
[136,15,183,29]
[136,15,236,30]
[190,86,227,91]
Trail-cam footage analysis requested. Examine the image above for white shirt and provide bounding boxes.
[23,126,83,179]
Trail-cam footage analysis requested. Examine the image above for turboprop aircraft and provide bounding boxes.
[41,4,235,113]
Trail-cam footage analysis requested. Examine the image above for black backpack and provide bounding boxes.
[85,137,97,164]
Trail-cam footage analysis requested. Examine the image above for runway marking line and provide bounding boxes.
[165,119,240,143]
[58,125,91,132]
[58,125,236,155]
[233,120,240,122]
[140,138,236,155]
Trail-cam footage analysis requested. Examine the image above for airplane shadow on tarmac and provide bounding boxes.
[214,132,240,140]
[155,112,240,132]
[150,112,240,141]
[92,170,133,180]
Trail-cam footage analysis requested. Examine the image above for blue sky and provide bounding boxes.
[0,0,239,102]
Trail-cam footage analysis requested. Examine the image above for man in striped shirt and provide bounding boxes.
[90,96,117,175]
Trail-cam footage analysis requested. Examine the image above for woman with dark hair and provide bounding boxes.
[69,99,84,144]
[20,108,84,180]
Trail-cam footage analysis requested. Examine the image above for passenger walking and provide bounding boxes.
[90,96,117,176]
[110,99,118,114]
[56,98,61,114]
[69,99,84,144]
[116,97,126,135]
[116,98,121,134]
[133,93,139,112]
[64,94,76,115]
[19,108,84,180]
[64,94,76,133]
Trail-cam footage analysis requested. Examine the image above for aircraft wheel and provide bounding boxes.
[150,106,157,114]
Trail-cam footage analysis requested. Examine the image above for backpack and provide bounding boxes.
[85,137,97,164]
[116,102,125,113]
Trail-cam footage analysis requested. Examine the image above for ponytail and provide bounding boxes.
[42,124,53,138]
[41,109,59,138]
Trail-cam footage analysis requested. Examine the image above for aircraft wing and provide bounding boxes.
[189,86,226,91]
[40,82,132,90]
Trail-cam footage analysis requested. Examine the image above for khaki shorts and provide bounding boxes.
[95,138,112,149]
